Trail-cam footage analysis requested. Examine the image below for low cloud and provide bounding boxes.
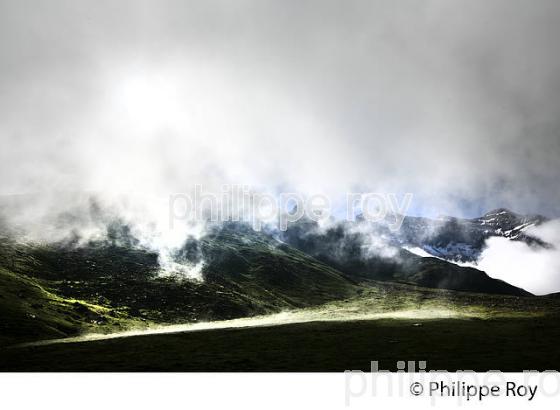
[1,1,560,218]
[478,220,560,295]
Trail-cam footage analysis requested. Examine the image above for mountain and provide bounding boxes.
[0,194,543,348]
[183,223,362,307]
[0,264,145,346]
[0,215,533,346]
[383,208,549,262]
[0,223,365,346]
[277,219,530,296]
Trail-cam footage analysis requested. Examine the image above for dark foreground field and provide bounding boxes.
[2,314,560,372]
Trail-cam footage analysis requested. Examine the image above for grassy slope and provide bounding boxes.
[3,319,558,372]
[22,232,360,323]
[397,256,530,296]
[200,225,360,307]
[0,228,362,346]
[3,285,560,371]
[278,221,530,296]
[1,226,559,371]
[0,267,144,347]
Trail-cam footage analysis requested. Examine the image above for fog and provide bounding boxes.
[479,220,560,295]
[1,0,560,218]
[1,1,560,291]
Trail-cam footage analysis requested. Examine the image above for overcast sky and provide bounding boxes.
[1,0,560,218]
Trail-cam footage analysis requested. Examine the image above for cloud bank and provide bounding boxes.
[478,220,560,295]
[1,0,560,218]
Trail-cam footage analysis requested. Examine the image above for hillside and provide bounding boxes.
[1,218,559,371]
[0,266,144,346]
[0,224,363,346]
[278,220,530,295]
[389,208,549,262]
[3,284,560,371]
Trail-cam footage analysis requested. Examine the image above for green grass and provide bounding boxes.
[0,267,146,347]
[2,229,560,371]
[301,281,559,319]
[0,229,362,331]
[2,283,560,371]
[3,315,560,371]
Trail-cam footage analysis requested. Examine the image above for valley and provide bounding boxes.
[1,209,559,371]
